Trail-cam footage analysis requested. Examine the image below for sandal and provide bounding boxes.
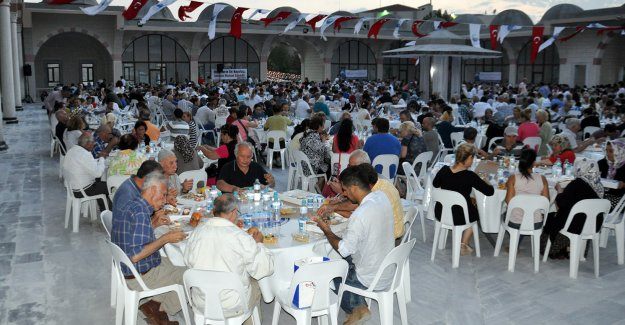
[461,243,474,256]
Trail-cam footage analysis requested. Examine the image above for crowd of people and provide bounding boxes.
[45,76,625,324]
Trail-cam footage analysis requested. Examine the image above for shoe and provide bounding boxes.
[461,243,474,256]
[139,300,179,325]
[344,306,371,325]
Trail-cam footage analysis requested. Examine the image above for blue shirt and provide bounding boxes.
[92,134,107,158]
[112,194,160,275]
[363,133,401,176]
[113,177,141,210]
[313,102,330,117]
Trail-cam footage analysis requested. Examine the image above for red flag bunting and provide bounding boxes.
[440,22,458,29]
[560,26,584,42]
[178,1,203,21]
[489,25,499,50]
[368,18,390,39]
[305,14,326,33]
[47,0,75,4]
[530,26,544,64]
[411,20,428,38]
[260,11,291,27]
[122,0,148,20]
[229,7,249,38]
[596,26,625,35]
[334,17,357,31]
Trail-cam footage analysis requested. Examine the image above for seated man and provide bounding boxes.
[92,124,119,158]
[112,170,186,325]
[314,164,394,323]
[456,127,488,158]
[362,118,401,174]
[560,118,599,153]
[489,126,525,158]
[157,149,193,203]
[217,142,275,192]
[113,160,163,209]
[63,133,110,210]
[321,150,405,240]
[184,194,274,319]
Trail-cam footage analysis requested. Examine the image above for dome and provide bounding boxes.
[134,0,177,22]
[539,4,584,23]
[264,6,301,24]
[491,9,534,26]
[327,11,357,17]
[197,3,236,22]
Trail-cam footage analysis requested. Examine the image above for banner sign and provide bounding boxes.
[343,69,368,78]
[478,72,501,81]
[211,68,247,81]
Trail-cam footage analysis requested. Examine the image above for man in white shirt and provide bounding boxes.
[62,133,110,209]
[472,97,494,119]
[184,194,273,318]
[295,94,311,119]
[560,118,597,153]
[314,164,394,324]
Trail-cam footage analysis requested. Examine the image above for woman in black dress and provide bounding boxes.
[433,143,495,255]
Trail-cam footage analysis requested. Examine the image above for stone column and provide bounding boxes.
[376,58,384,80]
[0,0,17,123]
[431,56,449,101]
[260,59,268,81]
[0,89,8,150]
[508,59,517,86]
[112,54,122,82]
[11,11,22,110]
[323,58,331,81]
[449,57,462,99]
[189,56,198,84]
[419,56,431,99]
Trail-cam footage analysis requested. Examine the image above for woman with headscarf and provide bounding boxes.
[542,158,605,259]
[172,135,202,175]
[537,134,576,166]
[598,139,625,208]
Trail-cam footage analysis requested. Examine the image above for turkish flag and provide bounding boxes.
[560,26,584,42]
[333,16,357,32]
[489,25,499,50]
[178,1,203,21]
[229,7,249,38]
[530,26,544,64]
[260,11,291,27]
[368,18,390,39]
[48,0,75,4]
[122,0,148,20]
[411,20,428,38]
[440,22,458,29]
[305,14,326,33]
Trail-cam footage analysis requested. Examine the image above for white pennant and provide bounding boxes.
[284,13,308,33]
[497,25,522,43]
[538,26,565,53]
[622,29,625,35]
[354,17,369,35]
[208,4,227,39]
[469,24,481,48]
[139,0,177,26]
[586,23,607,29]
[432,21,441,30]
[248,9,269,20]
[80,0,113,15]
[414,58,419,66]
[404,40,416,47]
[393,19,409,38]
[320,16,340,41]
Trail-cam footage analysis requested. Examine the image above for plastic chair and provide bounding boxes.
[430,188,481,268]
[522,137,542,152]
[400,207,419,303]
[411,151,433,186]
[64,180,110,233]
[583,126,601,140]
[265,130,288,170]
[183,269,261,325]
[107,175,129,198]
[450,132,464,148]
[292,150,327,193]
[179,169,208,192]
[285,148,298,191]
[493,195,550,273]
[600,195,625,265]
[372,154,400,182]
[436,133,453,162]
[215,116,228,145]
[58,142,67,180]
[542,199,611,278]
[487,137,504,153]
[107,241,191,325]
[402,162,426,242]
[330,152,350,176]
[339,239,416,325]
[272,259,348,325]
[443,154,455,164]
[100,210,119,312]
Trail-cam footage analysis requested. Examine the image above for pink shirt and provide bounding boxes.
[232,120,250,141]
[214,145,229,158]
[517,122,540,142]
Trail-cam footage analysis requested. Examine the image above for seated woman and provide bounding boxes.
[543,158,604,259]
[398,121,427,175]
[537,134,576,166]
[198,125,239,186]
[332,119,361,154]
[598,139,625,209]
[505,148,550,229]
[517,108,540,142]
[300,115,332,178]
[289,119,309,153]
[107,134,147,177]
[231,107,259,142]
[63,115,86,150]
[433,143,495,255]
[132,120,151,146]
[172,135,203,175]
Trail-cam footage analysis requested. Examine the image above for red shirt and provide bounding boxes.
[549,149,575,164]
[517,122,540,142]
[332,134,359,154]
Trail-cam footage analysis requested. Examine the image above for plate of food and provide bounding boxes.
[306,214,348,234]
[280,207,297,216]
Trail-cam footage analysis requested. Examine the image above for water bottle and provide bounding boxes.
[298,200,309,235]
[253,179,261,193]
[553,158,562,178]
[272,192,281,222]
[565,161,573,177]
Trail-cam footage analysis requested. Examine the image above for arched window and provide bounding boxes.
[383,41,419,82]
[331,40,376,79]
[198,36,260,80]
[462,41,509,84]
[517,40,559,84]
[122,34,190,85]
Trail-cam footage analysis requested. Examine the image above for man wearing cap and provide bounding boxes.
[489,126,525,158]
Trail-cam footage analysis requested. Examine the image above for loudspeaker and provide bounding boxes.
[23,64,32,77]
[217,64,224,73]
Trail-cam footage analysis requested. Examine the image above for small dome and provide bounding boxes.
[539,4,584,23]
[491,9,534,26]
[197,3,236,22]
[264,7,301,24]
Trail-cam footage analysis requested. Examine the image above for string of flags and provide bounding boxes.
[48,0,625,63]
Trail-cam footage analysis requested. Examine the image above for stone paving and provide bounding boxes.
[1,104,625,324]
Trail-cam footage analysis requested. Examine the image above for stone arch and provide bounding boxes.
[34,28,111,57]
[122,32,191,54]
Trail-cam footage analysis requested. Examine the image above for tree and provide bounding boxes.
[268,44,301,74]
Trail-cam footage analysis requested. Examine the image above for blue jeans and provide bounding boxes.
[334,256,367,314]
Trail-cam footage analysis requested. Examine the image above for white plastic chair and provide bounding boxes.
[292,150,327,193]
[443,154,455,164]
[179,169,208,192]
[107,175,129,198]
[450,132,464,148]
[285,148,298,191]
[600,195,625,265]
[372,154,400,182]
[583,126,601,140]
[493,195,550,273]
[272,259,348,325]
[399,207,419,303]
[64,180,110,233]
[265,130,288,170]
[107,241,191,325]
[215,116,228,145]
[522,137,542,152]
[542,199,611,278]
[412,151,433,185]
[183,269,261,325]
[435,133,453,162]
[330,152,350,176]
[402,162,426,242]
[487,137,504,153]
[339,239,416,325]
[100,210,118,311]
[430,188,481,268]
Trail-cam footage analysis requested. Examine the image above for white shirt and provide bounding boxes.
[338,191,394,289]
[63,145,106,189]
[472,102,493,118]
[560,128,578,149]
[295,99,311,118]
[184,217,274,312]
[195,106,215,125]
[63,129,82,150]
